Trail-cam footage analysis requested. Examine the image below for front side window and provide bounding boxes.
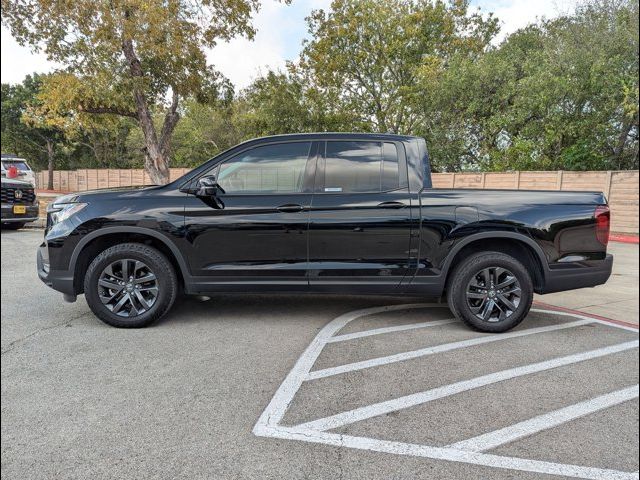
[323,141,400,193]
[217,142,312,194]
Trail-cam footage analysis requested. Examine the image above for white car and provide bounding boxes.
[1,154,37,186]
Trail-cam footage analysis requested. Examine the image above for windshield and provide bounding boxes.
[2,160,31,171]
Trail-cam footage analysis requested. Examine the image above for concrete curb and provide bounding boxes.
[533,301,639,329]
[610,233,639,244]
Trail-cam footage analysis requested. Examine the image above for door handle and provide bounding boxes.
[377,201,406,209]
[276,204,304,213]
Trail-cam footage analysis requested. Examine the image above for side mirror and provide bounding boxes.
[196,175,225,197]
[195,175,226,209]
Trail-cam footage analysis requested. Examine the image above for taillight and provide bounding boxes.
[595,205,610,246]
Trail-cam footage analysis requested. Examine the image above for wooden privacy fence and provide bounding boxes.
[36,168,193,192]
[36,169,639,234]
[430,171,638,235]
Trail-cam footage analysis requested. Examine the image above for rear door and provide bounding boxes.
[307,140,414,291]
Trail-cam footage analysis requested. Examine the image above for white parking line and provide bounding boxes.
[258,425,638,480]
[306,319,593,380]
[531,308,640,333]
[254,304,640,479]
[297,340,639,431]
[327,318,457,343]
[448,384,640,452]
[254,303,443,429]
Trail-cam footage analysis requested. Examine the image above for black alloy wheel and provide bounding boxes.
[447,251,533,333]
[465,266,522,323]
[84,243,177,328]
[98,259,160,317]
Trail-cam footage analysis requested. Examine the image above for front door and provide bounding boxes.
[308,140,414,292]
[182,141,317,291]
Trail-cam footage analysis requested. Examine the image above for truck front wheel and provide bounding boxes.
[83,243,178,328]
[447,251,533,333]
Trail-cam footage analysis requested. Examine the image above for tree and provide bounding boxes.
[162,96,240,167]
[424,0,639,171]
[298,0,498,135]
[72,119,138,169]
[2,0,287,184]
[1,74,66,188]
[234,70,356,137]
[1,80,40,162]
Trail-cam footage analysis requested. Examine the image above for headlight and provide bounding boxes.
[47,202,88,225]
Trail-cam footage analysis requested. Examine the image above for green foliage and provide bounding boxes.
[233,70,356,136]
[1,75,49,167]
[1,0,638,174]
[1,74,65,175]
[1,0,281,183]
[1,74,142,170]
[422,0,639,171]
[171,99,242,166]
[298,0,498,134]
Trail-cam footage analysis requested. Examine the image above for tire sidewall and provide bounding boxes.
[84,244,176,328]
[448,252,533,333]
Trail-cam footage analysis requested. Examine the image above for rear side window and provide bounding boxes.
[217,142,312,194]
[323,141,400,193]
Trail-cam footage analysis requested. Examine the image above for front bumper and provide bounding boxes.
[541,254,613,294]
[37,243,76,295]
[1,203,39,223]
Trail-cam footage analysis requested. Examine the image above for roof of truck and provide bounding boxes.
[247,132,422,142]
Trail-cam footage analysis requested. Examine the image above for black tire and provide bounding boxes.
[1,222,25,230]
[84,243,177,328]
[447,251,533,333]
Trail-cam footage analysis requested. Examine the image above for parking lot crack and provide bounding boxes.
[1,310,92,355]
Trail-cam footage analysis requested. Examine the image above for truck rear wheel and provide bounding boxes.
[447,251,533,333]
[84,243,177,328]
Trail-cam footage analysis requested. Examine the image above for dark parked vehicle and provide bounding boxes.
[37,133,612,331]
[2,177,39,229]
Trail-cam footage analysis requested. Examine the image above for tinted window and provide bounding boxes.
[323,141,399,193]
[217,142,311,194]
[382,142,400,190]
[324,141,380,193]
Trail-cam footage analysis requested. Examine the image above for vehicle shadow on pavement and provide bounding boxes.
[161,293,448,328]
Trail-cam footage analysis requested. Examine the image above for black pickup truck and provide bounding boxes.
[37,133,612,331]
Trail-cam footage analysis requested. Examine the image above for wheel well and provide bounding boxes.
[73,233,185,294]
[444,238,545,293]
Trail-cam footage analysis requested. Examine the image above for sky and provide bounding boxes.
[0,0,581,89]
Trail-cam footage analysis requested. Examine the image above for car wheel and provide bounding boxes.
[84,243,178,328]
[1,222,25,230]
[447,251,533,333]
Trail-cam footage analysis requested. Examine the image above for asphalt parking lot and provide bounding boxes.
[2,229,639,480]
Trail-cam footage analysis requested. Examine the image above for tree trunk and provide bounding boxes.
[612,115,636,165]
[143,148,170,185]
[136,107,170,185]
[122,37,178,185]
[46,139,54,190]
